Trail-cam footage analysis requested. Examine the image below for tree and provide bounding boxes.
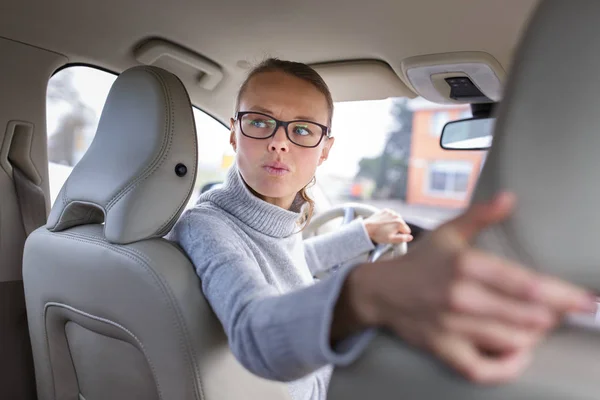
[356,156,382,180]
[355,98,414,200]
[47,69,96,166]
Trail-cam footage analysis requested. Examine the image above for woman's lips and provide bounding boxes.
[263,161,290,176]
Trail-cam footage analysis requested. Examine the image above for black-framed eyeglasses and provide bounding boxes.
[235,111,331,148]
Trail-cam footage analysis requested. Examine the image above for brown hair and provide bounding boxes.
[235,58,334,226]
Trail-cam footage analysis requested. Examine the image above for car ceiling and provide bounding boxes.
[0,0,539,121]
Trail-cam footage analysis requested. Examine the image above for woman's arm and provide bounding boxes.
[172,194,597,386]
[303,219,375,275]
[171,210,374,382]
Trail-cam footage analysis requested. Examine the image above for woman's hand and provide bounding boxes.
[363,209,413,244]
[332,193,597,384]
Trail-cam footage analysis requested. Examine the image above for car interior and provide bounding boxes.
[3,0,599,399]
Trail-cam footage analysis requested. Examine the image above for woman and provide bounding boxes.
[169,59,595,400]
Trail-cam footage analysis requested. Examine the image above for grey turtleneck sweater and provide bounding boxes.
[168,165,376,400]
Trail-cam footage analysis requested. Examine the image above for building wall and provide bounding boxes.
[406,108,486,209]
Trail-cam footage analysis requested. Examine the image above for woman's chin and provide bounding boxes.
[253,181,297,200]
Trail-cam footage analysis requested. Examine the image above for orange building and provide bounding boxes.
[406,98,486,209]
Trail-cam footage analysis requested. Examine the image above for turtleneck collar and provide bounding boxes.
[198,164,306,238]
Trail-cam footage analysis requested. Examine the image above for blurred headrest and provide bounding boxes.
[474,0,600,291]
[46,66,197,244]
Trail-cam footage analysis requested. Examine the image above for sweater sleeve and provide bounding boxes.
[169,209,375,382]
[303,219,375,275]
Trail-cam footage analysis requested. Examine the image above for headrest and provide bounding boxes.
[46,66,197,244]
[473,0,600,291]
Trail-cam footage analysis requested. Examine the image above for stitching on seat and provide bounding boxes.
[61,184,68,207]
[38,280,57,399]
[44,302,164,400]
[154,73,198,237]
[106,68,174,211]
[38,230,205,400]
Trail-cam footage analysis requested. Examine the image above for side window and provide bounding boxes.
[189,108,233,206]
[47,66,230,208]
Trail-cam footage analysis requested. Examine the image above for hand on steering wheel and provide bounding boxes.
[304,203,409,262]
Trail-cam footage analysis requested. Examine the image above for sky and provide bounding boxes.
[47,66,399,179]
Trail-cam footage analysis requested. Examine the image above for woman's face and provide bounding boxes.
[230,70,334,208]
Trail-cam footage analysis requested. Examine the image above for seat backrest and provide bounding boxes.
[328,1,600,398]
[23,66,289,400]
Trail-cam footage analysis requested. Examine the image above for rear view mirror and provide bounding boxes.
[440,117,495,150]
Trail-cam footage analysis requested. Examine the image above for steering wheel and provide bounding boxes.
[304,203,408,263]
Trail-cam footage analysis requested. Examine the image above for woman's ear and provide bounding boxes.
[230,118,237,152]
[318,137,334,166]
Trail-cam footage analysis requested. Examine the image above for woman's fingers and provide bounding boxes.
[442,193,596,314]
[446,280,556,329]
[394,217,411,234]
[459,250,597,314]
[364,209,412,243]
[389,233,414,243]
[441,314,542,353]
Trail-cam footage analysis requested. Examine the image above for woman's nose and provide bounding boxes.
[268,126,290,153]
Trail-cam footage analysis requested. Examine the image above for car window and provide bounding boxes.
[315,97,487,229]
[46,66,231,208]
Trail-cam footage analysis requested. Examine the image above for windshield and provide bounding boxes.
[315,97,486,229]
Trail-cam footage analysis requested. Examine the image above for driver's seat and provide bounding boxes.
[23,66,290,400]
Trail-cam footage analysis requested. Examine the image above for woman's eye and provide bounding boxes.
[293,125,312,136]
[250,119,272,128]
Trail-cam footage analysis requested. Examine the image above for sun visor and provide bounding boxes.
[400,52,505,104]
[312,60,415,102]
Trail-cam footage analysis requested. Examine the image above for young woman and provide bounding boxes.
[169,59,595,400]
